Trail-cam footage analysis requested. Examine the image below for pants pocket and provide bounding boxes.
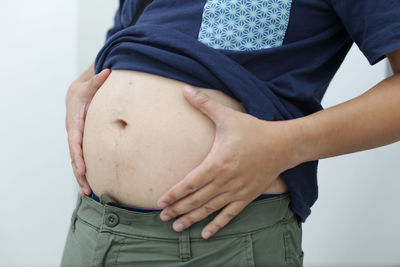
[282,215,303,266]
[188,234,255,267]
[249,222,287,267]
[60,217,98,267]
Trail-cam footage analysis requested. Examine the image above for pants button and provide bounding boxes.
[105,213,119,227]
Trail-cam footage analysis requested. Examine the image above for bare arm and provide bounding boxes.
[288,48,400,166]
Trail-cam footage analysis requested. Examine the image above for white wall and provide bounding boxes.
[77,0,119,74]
[0,1,78,266]
[0,0,399,266]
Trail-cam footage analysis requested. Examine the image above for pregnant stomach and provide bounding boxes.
[82,69,288,208]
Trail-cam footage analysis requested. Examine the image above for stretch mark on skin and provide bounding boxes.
[113,119,129,180]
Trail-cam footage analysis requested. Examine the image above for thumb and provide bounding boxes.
[183,84,227,123]
[87,68,111,97]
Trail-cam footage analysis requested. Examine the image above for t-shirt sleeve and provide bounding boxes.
[330,0,400,65]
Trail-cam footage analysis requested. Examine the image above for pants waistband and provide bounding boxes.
[89,191,284,213]
[72,192,295,240]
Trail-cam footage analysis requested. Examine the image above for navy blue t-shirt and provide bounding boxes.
[94,0,400,222]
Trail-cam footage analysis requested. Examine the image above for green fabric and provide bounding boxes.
[60,192,303,266]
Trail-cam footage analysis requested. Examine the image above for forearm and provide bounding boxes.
[75,62,95,83]
[290,73,400,165]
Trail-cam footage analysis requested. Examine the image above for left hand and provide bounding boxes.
[157,84,299,239]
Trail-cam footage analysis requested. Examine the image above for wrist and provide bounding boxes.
[276,116,316,168]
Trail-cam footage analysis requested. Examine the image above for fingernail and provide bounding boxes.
[184,85,197,95]
[174,223,185,231]
[161,214,171,221]
[79,187,83,195]
[83,187,90,195]
[203,231,212,239]
[158,201,168,208]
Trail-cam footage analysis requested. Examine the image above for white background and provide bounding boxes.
[0,1,399,266]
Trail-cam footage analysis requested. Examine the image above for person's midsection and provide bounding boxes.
[82,69,288,208]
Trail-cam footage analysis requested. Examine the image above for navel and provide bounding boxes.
[114,119,128,129]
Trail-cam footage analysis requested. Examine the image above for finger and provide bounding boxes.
[67,104,90,192]
[157,158,217,208]
[183,85,228,123]
[160,179,222,220]
[70,143,91,195]
[201,200,247,239]
[70,151,90,191]
[88,69,111,97]
[170,193,231,232]
[72,159,90,192]
[79,186,84,196]
[71,153,91,196]
[67,111,85,174]
[69,102,86,158]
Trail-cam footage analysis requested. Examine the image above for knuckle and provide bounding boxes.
[214,158,228,172]
[71,162,77,172]
[209,160,221,175]
[188,197,200,207]
[91,76,101,89]
[76,166,84,176]
[167,192,178,203]
[89,76,96,86]
[76,178,83,186]
[66,84,80,101]
[73,171,82,184]
[204,204,215,214]
[224,212,236,220]
[212,180,225,192]
[212,164,228,180]
[71,157,76,167]
[232,178,245,190]
[195,92,210,107]
[164,196,174,205]
[184,183,195,192]
[213,222,223,231]
[221,154,236,170]
[167,207,177,216]
[204,164,216,179]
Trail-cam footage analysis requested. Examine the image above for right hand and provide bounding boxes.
[65,68,111,196]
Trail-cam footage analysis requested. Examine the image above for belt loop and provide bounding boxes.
[99,193,118,206]
[179,229,191,262]
[71,193,82,232]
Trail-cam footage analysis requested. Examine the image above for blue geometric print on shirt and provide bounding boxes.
[198,0,293,51]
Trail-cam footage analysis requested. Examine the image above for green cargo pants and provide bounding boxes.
[60,192,303,266]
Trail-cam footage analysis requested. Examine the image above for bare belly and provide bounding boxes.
[82,69,288,208]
